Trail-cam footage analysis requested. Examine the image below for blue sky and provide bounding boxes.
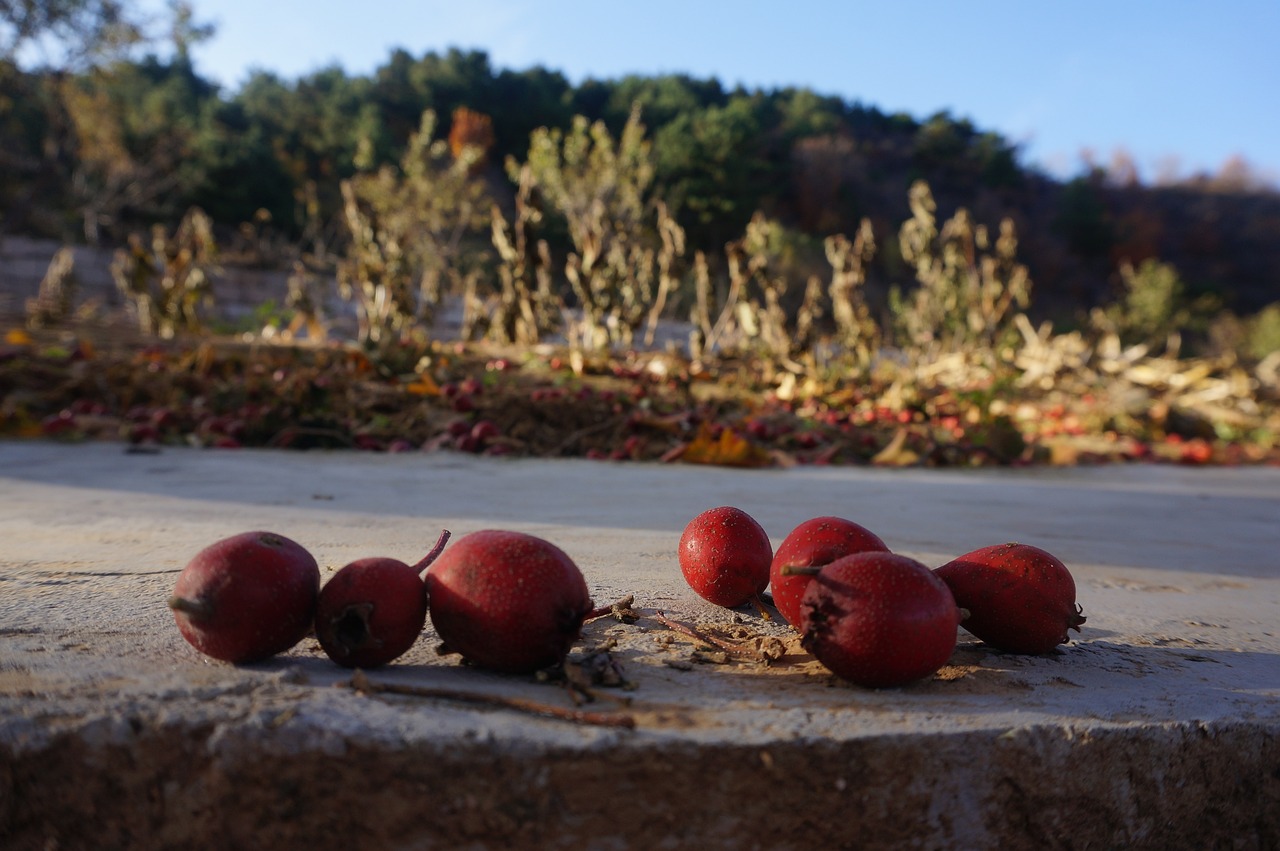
[141,1,1280,182]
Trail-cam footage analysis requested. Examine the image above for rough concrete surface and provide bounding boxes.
[1,441,1278,850]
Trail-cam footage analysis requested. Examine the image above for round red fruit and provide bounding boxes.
[798,551,959,688]
[314,531,450,668]
[933,542,1086,654]
[678,506,772,609]
[169,531,319,664]
[425,530,593,674]
[315,563,421,668]
[769,516,888,628]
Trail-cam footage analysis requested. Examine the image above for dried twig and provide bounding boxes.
[552,415,627,454]
[346,670,636,729]
[651,611,769,663]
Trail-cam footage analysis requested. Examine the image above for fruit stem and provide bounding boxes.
[413,529,452,576]
[167,595,214,620]
[778,565,821,577]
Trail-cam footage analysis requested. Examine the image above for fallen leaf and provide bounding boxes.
[405,375,440,396]
[680,424,773,468]
[871,428,920,466]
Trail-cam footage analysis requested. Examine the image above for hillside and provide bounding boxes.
[1,48,1278,326]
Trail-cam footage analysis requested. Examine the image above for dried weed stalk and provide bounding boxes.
[522,105,677,351]
[480,163,559,344]
[337,110,489,348]
[111,206,219,338]
[891,180,1030,360]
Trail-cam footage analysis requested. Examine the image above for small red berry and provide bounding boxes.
[425,530,593,674]
[169,531,319,664]
[678,506,772,609]
[769,516,889,628]
[314,531,450,668]
[797,551,960,688]
[470,420,500,445]
[934,542,1086,654]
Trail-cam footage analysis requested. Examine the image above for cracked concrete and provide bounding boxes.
[1,441,1278,849]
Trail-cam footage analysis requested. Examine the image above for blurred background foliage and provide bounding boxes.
[2,0,1279,354]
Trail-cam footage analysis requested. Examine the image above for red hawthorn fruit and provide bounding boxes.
[769,516,889,628]
[793,430,822,449]
[314,531,450,668]
[796,551,960,688]
[41,410,77,437]
[169,531,320,664]
[424,530,593,674]
[150,408,180,432]
[934,542,1086,654]
[678,506,773,609]
[470,420,501,446]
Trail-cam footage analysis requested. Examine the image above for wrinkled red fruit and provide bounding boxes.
[314,530,451,668]
[678,506,773,608]
[769,516,889,628]
[796,551,960,688]
[168,531,319,664]
[425,530,593,674]
[934,542,1086,654]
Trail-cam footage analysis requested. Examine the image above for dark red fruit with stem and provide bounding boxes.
[794,551,960,688]
[314,530,450,668]
[168,531,319,664]
[934,542,1086,654]
[769,516,889,628]
[678,506,773,609]
[425,530,593,674]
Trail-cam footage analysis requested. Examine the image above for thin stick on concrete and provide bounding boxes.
[346,670,637,729]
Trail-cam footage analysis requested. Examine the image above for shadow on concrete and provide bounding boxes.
[232,632,1280,732]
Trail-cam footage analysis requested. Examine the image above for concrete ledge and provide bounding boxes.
[6,715,1275,849]
[2,443,1278,848]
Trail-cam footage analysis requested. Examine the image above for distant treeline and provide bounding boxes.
[2,43,1279,318]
